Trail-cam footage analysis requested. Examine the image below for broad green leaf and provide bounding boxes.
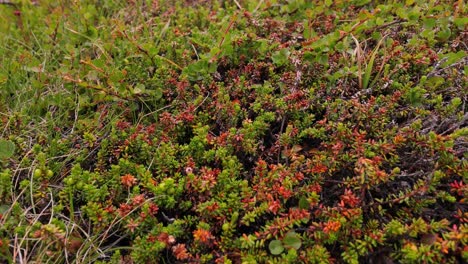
[283,232,302,250]
[272,49,290,66]
[133,84,146,95]
[86,26,98,38]
[407,9,421,21]
[436,26,451,42]
[109,71,125,82]
[423,18,436,29]
[454,17,468,29]
[425,76,444,89]
[303,51,314,62]
[375,17,385,26]
[316,53,329,66]
[92,58,105,69]
[0,204,9,214]
[0,139,15,159]
[269,240,284,255]
[440,51,466,67]
[420,29,435,39]
[151,88,163,100]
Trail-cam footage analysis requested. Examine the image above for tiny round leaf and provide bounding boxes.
[0,139,15,159]
[283,231,302,250]
[269,240,284,255]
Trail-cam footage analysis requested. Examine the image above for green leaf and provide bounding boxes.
[269,240,284,255]
[405,86,426,106]
[425,76,444,88]
[316,53,329,66]
[436,26,451,42]
[407,8,421,21]
[92,58,105,69]
[133,83,146,95]
[303,51,314,62]
[183,59,217,81]
[283,232,302,250]
[375,17,385,26]
[454,17,468,29]
[86,26,98,38]
[149,88,163,100]
[272,49,290,66]
[0,139,15,159]
[0,204,9,214]
[440,51,466,67]
[109,71,125,83]
[423,18,436,29]
[355,0,371,5]
[420,29,435,39]
[299,196,309,209]
[363,35,387,89]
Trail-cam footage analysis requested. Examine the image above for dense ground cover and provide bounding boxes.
[0,0,466,263]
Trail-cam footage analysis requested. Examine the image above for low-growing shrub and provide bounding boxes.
[0,0,466,263]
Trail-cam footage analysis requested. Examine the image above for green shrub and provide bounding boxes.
[0,0,466,263]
